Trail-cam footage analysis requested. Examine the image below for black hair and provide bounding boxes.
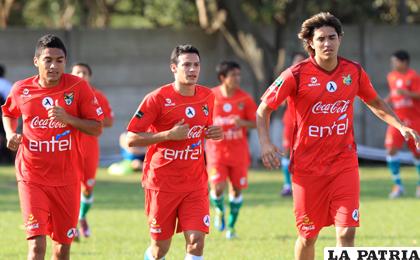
[0,64,5,77]
[170,44,200,64]
[392,50,410,63]
[35,34,67,57]
[216,61,241,82]
[72,62,92,76]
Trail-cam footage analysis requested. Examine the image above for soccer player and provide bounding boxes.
[384,50,420,198]
[71,62,114,238]
[280,52,306,197]
[126,44,223,260]
[1,34,103,260]
[205,61,257,239]
[256,13,420,260]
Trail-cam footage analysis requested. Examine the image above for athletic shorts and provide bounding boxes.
[207,163,248,189]
[144,188,210,241]
[292,167,360,238]
[18,181,80,244]
[385,119,420,156]
[81,148,99,192]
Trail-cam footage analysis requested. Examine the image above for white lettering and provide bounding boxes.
[30,116,67,129]
[163,145,202,161]
[28,136,72,152]
[187,125,205,139]
[311,100,350,114]
[308,119,349,138]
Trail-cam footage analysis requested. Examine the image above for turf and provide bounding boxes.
[0,165,419,259]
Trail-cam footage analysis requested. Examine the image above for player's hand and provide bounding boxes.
[167,119,189,141]
[260,142,282,170]
[48,100,70,124]
[205,125,223,140]
[400,126,420,149]
[232,117,246,128]
[6,133,23,151]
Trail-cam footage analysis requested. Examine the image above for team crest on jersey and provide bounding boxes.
[203,215,210,227]
[202,104,209,116]
[352,209,359,222]
[223,103,232,112]
[238,102,244,110]
[342,74,352,86]
[42,97,54,109]
[185,106,196,118]
[326,81,338,93]
[64,92,74,105]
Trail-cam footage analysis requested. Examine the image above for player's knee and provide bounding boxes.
[231,188,242,198]
[336,228,355,245]
[28,242,46,257]
[186,234,204,255]
[52,243,70,258]
[298,236,317,248]
[151,243,170,259]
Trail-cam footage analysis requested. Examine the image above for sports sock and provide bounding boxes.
[185,253,203,260]
[386,155,402,186]
[228,194,243,229]
[144,247,165,260]
[79,193,94,220]
[281,157,291,186]
[210,191,224,213]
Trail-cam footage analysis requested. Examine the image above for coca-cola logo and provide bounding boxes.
[187,125,205,139]
[30,116,67,129]
[312,100,350,114]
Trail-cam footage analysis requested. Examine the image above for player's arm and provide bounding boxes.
[233,118,256,129]
[396,89,420,99]
[2,116,22,151]
[365,97,419,148]
[103,117,114,128]
[256,102,282,169]
[127,119,189,147]
[48,100,102,136]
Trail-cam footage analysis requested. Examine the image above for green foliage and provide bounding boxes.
[0,166,419,259]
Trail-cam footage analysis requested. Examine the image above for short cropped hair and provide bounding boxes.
[72,62,92,76]
[170,44,200,65]
[35,34,67,57]
[216,61,241,82]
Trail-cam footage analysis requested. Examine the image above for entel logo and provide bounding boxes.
[309,114,349,138]
[163,125,206,161]
[30,116,67,129]
[311,100,350,114]
[29,135,72,152]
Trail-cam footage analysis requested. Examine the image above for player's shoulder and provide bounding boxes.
[338,56,362,71]
[12,75,37,89]
[236,88,253,99]
[195,84,214,100]
[62,73,89,90]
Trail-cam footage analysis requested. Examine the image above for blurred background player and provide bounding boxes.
[279,52,306,197]
[71,62,114,239]
[126,45,222,260]
[2,34,103,260]
[0,64,14,164]
[384,50,420,198]
[257,13,419,260]
[107,131,146,175]
[205,61,257,239]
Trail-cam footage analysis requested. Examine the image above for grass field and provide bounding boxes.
[0,165,419,259]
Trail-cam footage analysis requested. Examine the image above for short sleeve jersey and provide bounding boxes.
[127,84,214,192]
[387,69,420,120]
[261,56,378,176]
[1,74,104,186]
[205,86,257,166]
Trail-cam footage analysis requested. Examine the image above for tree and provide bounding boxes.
[0,0,15,28]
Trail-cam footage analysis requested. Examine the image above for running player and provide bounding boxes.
[126,44,223,260]
[2,34,103,260]
[71,62,114,238]
[280,52,306,197]
[384,50,420,198]
[256,13,420,260]
[205,61,257,239]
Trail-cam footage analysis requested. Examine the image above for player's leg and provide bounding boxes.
[208,164,228,231]
[294,235,317,260]
[385,126,404,198]
[335,227,356,246]
[27,236,47,260]
[178,188,210,259]
[407,135,420,197]
[184,230,206,259]
[51,241,71,260]
[145,238,172,260]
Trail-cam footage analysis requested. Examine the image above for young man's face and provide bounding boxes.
[221,68,241,90]
[310,26,341,60]
[34,48,66,86]
[72,65,91,82]
[390,56,408,72]
[171,53,200,86]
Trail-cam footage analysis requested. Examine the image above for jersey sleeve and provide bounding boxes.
[357,68,378,103]
[95,90,114,120]
[78,82,104,121]
[127,93,160,133]
[261,68,297,110]
[1,87,21,118]
[244,94,257,122]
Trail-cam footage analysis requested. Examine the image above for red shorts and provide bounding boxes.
[292,168,360,238]
[283,109,293,150]
[18,181,80,244]
[81,148,99,192]
[385,119,420,156]
[145,188,210,240]
[208,163,248,189]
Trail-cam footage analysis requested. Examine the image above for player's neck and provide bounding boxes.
[314,55,338,72]
[173,81,195,96]
[38,77,60,88]
[220,84,236,97]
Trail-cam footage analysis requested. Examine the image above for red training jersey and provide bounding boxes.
[261,56,378,176]
[127,83,214,192]
[205,86,257,166]
[1,74,104,186]
[387,69,420,121]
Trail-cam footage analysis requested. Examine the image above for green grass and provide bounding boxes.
[0,166,419,259]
